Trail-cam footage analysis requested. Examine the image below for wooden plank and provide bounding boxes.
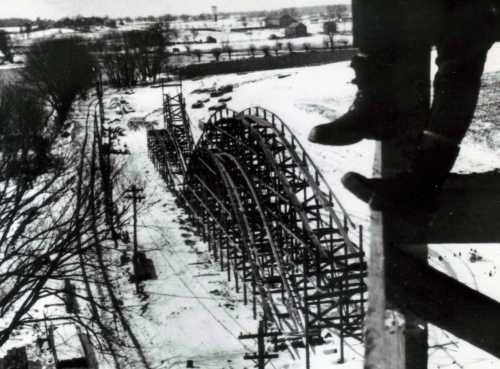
[367,144,500,364]
[387,245,500,358]
[364,41,431,368]
[364,208,389,369]
[364,144,429,369]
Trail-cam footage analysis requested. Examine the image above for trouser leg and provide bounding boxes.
[411,2,495,186]
[341,1,497,218]
[308,1,431,146]
[429,44,492,143]
[428,1,495,143]
[354,0,433,134]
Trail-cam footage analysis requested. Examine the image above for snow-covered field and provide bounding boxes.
[101,42,500,369]
[170,29,352,54]
[10,28,76,46]
[169,15,352,55]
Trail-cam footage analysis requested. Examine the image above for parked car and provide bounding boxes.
[219,84,233,93]
[208,103,227,111]
[210,84,234,97]
[191,100,204,109]
[210,89,224,98]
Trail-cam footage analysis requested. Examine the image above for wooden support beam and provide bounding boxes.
[366,141,500,368]
[387,245,500,358]
[363,41,432,369]
[365,143,430,369]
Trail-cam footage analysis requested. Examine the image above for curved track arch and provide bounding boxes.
[147,90,367,360]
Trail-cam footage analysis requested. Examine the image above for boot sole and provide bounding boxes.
[308,125,399,146]
[307,126,363,146]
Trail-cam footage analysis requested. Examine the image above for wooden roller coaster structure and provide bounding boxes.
[147,80,367,363]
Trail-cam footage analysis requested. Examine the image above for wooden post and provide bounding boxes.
[364,43,432,369]
[364,49,500,366]
[303,247,311,369]
[240,320,280,369]
[125,185,145,293]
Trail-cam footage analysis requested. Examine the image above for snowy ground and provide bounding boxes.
[102,41,500,369]
[112,72,365,369]
[169,28,352,55]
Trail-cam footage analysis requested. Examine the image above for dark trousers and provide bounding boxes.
[352,0,496,142]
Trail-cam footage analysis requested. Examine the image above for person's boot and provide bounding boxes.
[341,131,460,223]
[308,54,400,146]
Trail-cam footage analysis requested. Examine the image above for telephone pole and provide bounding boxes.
[125,185,145,293]
[240,320,280,369]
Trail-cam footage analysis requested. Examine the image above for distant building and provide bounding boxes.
[336,17,353,33]
[264,14,297,28]
[285,22,308,38]
[323,21,337,34]
[206,35,217,43]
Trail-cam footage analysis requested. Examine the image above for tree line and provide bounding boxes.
[1,36,95,174]
[0,36,147,365]
[96,23,171,87]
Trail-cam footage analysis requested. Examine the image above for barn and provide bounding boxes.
[264,14,297,28]
[285,22,308,38]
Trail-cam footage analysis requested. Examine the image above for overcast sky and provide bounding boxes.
[0,0,349,20]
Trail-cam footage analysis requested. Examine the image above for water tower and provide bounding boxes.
[212,5,218,22]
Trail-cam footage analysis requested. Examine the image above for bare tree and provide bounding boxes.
[326,4,348,19]
[281,7,298,18]
[324,21,338,50]
[211,47,222,62]
[303,42,311,52]
[0,85,51,174]
[261,45,271,57]
[0,30,13,62]
[190,28,199,41]
[248,44,257,58]
[0,93,146,366]
[23,37,96,129]
[101,23,169,87]
[273,41,282,56]
[124,24,168,83]
[323,37,331,50]
[286,41,294,54]
[222,45,233,60]
[193,48,203,62]
[102,42,138,87]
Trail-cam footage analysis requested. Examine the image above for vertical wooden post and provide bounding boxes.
[252,273,257,319]
[240,320,280,369]
[125,185,145,293]
[303,246,311,369]
[362,30,432,369]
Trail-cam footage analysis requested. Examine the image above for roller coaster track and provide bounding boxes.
[147,83,367,361]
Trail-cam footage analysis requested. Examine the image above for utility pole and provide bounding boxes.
[240,320,280,369]
[125,185,145,293]
[95,69,130,242]
[95,70,115,237]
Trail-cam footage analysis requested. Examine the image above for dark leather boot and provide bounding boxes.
[341,131,460,222]
[308,54,400,146]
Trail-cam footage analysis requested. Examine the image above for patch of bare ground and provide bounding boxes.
[470,71,500,150]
